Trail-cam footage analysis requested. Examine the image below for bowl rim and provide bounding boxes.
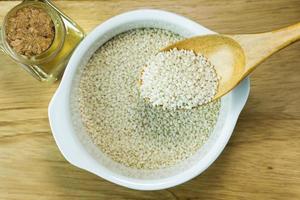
[48,9,250,190]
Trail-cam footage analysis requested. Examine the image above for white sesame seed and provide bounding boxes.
[75,28,220,169]
[141,48,219,110]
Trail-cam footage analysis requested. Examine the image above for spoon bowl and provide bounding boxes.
[162,35,246,100]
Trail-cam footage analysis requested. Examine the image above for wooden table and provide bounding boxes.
[0,0,299,199]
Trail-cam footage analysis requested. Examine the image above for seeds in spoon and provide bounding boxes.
[141,48,219,109]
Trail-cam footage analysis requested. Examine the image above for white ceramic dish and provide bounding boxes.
[48,9,250,190]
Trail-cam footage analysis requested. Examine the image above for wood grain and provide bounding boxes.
[0,0,300,199]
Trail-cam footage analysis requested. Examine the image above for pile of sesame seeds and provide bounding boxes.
[76,28,220,169]
[141,49,219,109]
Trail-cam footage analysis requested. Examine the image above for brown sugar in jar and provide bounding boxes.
[5,6,55,57]
[0,1,85,82]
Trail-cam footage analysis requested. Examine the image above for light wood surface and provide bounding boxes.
[0,0,300,199]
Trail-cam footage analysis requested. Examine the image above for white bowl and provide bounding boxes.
[48,9,250,190]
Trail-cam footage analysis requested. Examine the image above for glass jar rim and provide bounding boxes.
[1,1,66,65]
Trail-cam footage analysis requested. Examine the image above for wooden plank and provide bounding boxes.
[0,0,299,199]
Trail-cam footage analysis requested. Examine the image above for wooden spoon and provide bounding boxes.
[162,22,300,100]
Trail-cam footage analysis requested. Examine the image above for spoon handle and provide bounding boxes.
[230,22,300,75]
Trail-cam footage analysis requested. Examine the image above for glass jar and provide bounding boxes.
[0,0,85,82]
